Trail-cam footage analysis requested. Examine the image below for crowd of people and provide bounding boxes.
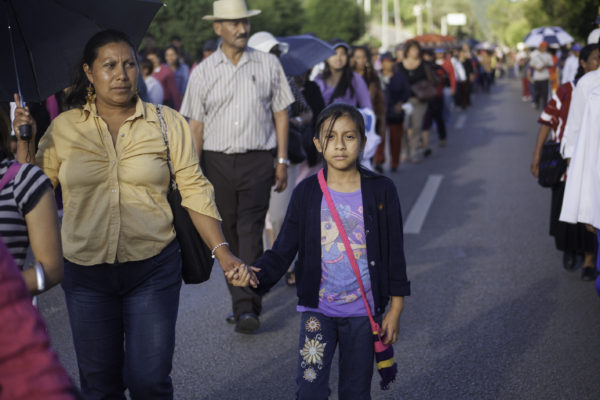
[2,0,596,399]
[528,33,600,288]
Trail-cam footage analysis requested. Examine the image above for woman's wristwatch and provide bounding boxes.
[277,158,290,166]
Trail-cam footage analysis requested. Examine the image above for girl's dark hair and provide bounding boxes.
[322,46,355,105]
[164,45,181,69]
[314,104,366,167]
[352,46,380,88]
[575,44,599,81]
[66,30,137,108]
[403,40,422,59]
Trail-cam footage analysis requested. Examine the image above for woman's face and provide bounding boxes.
[165,48,178,66]
[327,47,348,72]
[406,45,420,61]
[84,41,138,108]
[582,49,600,74]
[352,49,367,71]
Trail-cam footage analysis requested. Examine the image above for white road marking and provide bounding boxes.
[454,114,467,130]
[403,174,444,234]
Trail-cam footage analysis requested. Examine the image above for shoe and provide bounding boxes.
[235,313,260,333]
[581,267,597,281]
[226,312,236,324]
[562,252,576,271]
[374,164,383,173]
[423,148,432,157]
[390,166,398,173]
[439,139,447,147]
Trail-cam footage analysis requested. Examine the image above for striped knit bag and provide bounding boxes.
[317,169,397,390]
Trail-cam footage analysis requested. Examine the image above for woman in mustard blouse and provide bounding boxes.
[13,30,245,400]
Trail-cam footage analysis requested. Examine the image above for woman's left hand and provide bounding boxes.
[217,251,259,287]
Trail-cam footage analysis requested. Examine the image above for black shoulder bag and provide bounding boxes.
[538,141,567,188]
[156,105,214,283]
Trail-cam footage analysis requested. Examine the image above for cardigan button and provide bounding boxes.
[365,229,370,234]
[370,261,375,266]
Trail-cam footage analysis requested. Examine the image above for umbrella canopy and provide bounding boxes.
[524,26,574,48]
[276,34,335,76]
[411,33,458,49]
[1,0,163,102]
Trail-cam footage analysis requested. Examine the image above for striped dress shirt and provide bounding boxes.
[180,47,294,154]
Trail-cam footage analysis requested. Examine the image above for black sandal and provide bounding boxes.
[285,271,296,286]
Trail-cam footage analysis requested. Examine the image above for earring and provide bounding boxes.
[86,84,95,103]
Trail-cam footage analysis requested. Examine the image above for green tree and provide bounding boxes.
[250,0,305,36]
[303,0,366,43]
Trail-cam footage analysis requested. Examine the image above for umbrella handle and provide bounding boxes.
[19,124,32,141]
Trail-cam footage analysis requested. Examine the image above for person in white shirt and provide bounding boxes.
[529,41,554,109]
[561,43,581,84]
[140,59,164,105]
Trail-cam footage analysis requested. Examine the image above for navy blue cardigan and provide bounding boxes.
[254,168,411,315]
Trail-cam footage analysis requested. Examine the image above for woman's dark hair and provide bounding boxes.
[314,103,366,167]
[575,44,599,81]
[403,40,422,59]
[322,46,355,105]
[164,45,181,69]
[0,106,11,160]
[65,29,137,108]
[351,46,380,88]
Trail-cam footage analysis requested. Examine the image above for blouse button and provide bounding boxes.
[121,133,125,137]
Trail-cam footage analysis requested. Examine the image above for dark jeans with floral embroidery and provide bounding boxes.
[296,311,376,400]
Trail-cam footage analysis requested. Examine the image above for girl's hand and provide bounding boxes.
[381,296,404,345]
[530,153,540,178]
[12,93,37,141]
[225,265,260,288]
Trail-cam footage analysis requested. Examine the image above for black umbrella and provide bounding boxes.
[277,34,335,76]
[1,0,163,103]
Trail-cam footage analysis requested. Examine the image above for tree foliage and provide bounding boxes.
[302,0,366,43]
[250,0,304,37]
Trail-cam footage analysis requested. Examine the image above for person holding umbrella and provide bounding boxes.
[13,29,247,399]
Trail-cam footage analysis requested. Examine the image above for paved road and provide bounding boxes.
[38,79,600,399]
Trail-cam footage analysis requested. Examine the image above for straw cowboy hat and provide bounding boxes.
[202,0,261,21]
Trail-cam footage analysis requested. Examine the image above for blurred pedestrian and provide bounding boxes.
[14,29,244,399]
[180,0,294,334]
[313,39,372,109]
[146,49,182,110]
[378,52,411,172]
[169,35,193,67]
[531,44,600,281]
[397,40,432,163]
[562,43,581,84]
[530,41,553,109]
[422,49,449,152]
[140,58,164,105]
[0,238,77,400]
[164,45,190,96]
[229,104,410,399]
[1,99,63,297]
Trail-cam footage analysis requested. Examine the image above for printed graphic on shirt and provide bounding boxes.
[320,190,370,307]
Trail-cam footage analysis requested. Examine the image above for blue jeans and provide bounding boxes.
[62,240,182,400]
[296,311,376,400]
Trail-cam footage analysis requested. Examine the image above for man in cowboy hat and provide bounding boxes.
[180,0,294,334]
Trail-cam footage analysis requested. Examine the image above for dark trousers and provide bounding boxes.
[61,240,182,400]
[296,312,376,400]
[423,97,447,140]
[455,81,470,109]
[534,79,549,109]
[202,150,274,318]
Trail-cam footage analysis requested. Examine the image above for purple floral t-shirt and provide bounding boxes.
[297,188,374,317]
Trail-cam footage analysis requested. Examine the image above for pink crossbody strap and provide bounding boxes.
[0,163,21,192]
[317,169,379,334]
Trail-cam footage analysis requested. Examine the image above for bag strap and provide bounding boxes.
[0,163,22,192]
[317,169,380,334]
[155,105,177,191]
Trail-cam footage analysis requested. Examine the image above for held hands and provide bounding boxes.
[225,265,261,288]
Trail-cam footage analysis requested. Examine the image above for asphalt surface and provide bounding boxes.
[38,78,600,399]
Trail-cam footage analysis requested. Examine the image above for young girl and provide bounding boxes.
[228,103,410,399]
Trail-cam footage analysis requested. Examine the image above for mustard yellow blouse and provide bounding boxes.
[37,99,220,265]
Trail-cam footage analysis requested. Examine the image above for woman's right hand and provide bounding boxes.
[530,153,540,178]
[12,93,37,142]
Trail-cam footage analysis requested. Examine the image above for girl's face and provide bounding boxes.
[327,47,348,72]
[582,49,600,74]
[165,48,178,66]
[313,114,365,172]
[352,49,367,71]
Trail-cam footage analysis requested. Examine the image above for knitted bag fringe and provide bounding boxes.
[318,169,398,390]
